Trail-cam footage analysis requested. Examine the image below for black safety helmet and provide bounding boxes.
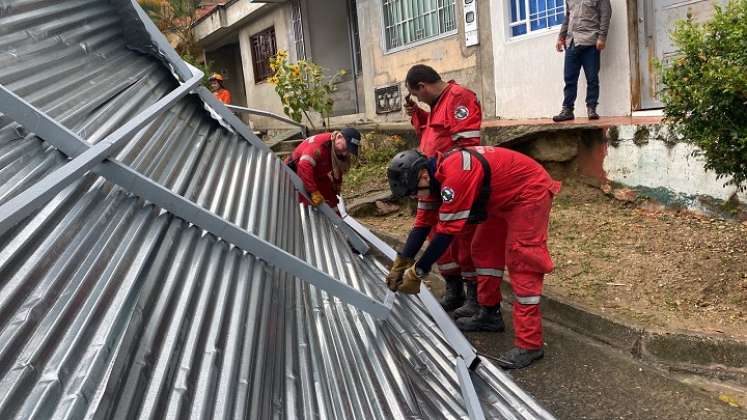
[388,149,429,198]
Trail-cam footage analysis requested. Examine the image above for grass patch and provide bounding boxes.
[344,133,408,195]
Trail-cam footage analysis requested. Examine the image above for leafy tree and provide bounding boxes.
[269,50,346,130]
[659,0,747,190]
[138,0,210,80]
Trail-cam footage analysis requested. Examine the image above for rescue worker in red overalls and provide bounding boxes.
[286,128,361,208]
[386,64,482,315]
[387,146,561,369]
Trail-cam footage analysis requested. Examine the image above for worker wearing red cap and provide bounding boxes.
[389,64,483,316]
[387,146,561,369]
[286,128,361,208]
[209,73,232,105]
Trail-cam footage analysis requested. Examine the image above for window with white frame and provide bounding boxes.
[382,0,457,51]
[509,0,565,38]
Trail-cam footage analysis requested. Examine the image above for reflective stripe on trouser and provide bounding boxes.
[511,271,544,350]
[471,216,507,307]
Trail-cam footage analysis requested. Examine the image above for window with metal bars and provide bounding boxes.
[382,0,457,51]
[509,0,565,38]
[250,27,277,83]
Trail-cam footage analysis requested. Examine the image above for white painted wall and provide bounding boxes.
[236,6,293,129]
[489,0,632,119]
[605,125,747,206]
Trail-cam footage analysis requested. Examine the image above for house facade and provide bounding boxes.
[194,0,495,129]
[194,0,726,129]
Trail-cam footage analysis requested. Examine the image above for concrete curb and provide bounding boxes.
[367,227,747,387]
[502,285,747,386]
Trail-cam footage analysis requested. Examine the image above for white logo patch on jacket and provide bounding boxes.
[454,106,469,120]
[441,187,456,203]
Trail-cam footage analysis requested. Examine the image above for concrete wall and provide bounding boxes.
[305,0,359,116]
[355,0,495,124]
[236,5,293,130]
[575,124,747,218]
[489,0,633,119]
[605,125,747,206]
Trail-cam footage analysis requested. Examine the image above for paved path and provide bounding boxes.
[468,315,745,420]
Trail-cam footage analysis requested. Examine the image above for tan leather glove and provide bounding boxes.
[398,265,425,294]
[310,191,325,207]
[386,255,414,291]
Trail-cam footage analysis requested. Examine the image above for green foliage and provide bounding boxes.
[138,1,200,57]
[344,134,408,193]
[658,0,747,190]
[269,50,345,130]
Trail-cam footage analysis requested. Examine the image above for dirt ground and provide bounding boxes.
[355,180,747,339]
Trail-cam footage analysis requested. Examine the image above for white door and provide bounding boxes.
[637,0,725,109]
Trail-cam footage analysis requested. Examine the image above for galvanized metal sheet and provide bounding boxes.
[0,1,555,418]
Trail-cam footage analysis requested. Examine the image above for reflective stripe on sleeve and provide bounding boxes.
[439,210,471,221]
[515,295,541,305]
[461,150,472,170]
[418,201,439,210]
[299,155,317,167]
[451,130,481,141]
[475,268,504,278]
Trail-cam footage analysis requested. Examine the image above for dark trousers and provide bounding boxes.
[562,43,601,109]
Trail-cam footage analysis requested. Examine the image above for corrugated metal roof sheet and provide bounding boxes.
[0,1,555,418]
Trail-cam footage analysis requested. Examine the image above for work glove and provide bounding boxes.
[386,255,414,291]
[399,265,426,294]
[310,191,325,207]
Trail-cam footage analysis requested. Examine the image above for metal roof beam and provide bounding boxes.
[338,199,487,419]
[0,68,203,235]
[0,85,392,320]
[194,86,371,255]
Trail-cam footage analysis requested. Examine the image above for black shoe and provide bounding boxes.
[552,107,575,122]
[496,347,544,369]
[452,281,479,319]
[440,276,465,312]
[587,105,599,120]
[456,305,505,332]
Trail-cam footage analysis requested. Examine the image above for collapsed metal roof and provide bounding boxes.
[0,1,555,418]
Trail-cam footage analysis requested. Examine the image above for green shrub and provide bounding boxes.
[344,133,408,193]
[659,0,747,191]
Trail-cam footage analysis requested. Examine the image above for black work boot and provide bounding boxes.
[587,105,600,120]
[440,276,465,312]
[495,347,545,370]
[456,305,505,332]
[452,281,479,319]
[552,107,575,122]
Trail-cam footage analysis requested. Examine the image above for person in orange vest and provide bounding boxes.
[387,64,483,316]
[387,146,561,369]
[286,128,361,209]
[209,73,232,105]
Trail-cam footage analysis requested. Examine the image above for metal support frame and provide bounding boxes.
[337,198,487,419]
[226,104,308,138]
[456,357,488,420]
[195,86,370,254]
[0,85,391,320]
[0,69,202,234]
[121,0,369,254]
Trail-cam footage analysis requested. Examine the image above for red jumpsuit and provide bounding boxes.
[286,133,342,207]
[434,146,561,350]
[411,81,482,279]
